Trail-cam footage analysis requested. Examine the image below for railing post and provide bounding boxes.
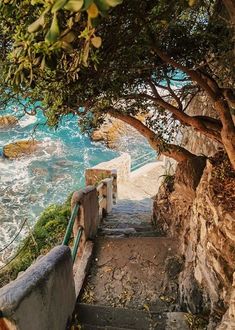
[102,178,113,214]
[111,170,117,204]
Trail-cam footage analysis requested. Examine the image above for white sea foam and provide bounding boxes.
[19,115,37,128]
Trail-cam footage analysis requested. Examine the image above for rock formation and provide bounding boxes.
[3,140,40,159]
[153,152,235,328]
[0,115,18,128]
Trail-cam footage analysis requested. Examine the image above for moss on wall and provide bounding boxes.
[0,195,72,288]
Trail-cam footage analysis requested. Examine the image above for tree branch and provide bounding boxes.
[104,106,197,163]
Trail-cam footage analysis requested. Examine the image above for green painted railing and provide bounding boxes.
[131,150,157,171]
[62,202,83,263]
[62,173,116,264]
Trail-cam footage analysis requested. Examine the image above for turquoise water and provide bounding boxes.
[0,108,151,263]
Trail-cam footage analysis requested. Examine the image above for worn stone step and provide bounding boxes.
[81,324,131,330]
[102,222,154,231]
[104,216,152,224]
[98,228,159,237]
[77,303,190,330]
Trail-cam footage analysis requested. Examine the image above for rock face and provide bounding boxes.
[3,140,40,159]
[153,152,235,328]
[0,115,18,128]
[182,93,220,156]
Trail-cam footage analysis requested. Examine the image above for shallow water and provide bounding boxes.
[0,109,151,263]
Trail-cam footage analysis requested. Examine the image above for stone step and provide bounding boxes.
[77,303,190,330]
[104,215,152,223]
[98,228,159,237]
[102,221,154,231]
[81,325,131,330]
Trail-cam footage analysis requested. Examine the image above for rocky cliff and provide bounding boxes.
[182,93,220,157]
[153,152,235,328]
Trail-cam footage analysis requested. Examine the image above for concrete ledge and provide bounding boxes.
[0,245,76,330]
[91,153,131,183]
[130,161,164,178]
[74,241,94,297]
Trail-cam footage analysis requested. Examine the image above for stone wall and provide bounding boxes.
[91,153,131,183]
[0,246,76,330]
[153,153,235,328]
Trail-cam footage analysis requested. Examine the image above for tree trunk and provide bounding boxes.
[214,99,235,169]
[151,46,235,169]
[107,108,196,163]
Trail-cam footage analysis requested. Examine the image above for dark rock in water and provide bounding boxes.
[3,140,40,159]
[0,116,18,128]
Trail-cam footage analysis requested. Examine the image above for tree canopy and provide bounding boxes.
[0,0,235,167]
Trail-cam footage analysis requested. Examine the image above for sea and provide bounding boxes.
[0,108,151,264]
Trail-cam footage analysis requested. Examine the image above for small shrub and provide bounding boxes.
[0,194,72,288]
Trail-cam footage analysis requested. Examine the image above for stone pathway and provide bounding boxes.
[75,161,188,329]
[118,162,166,200]
[81,237,181,311]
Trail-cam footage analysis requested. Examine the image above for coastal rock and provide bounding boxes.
[3,140,40,159]
[0,116,18,128]
[153,152,235,327]
[91,115,147,150]
[92,116,130,149]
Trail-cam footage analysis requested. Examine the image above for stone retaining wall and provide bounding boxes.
[0,246,76,330]
[89,153,131,184]
[153,155,235,328]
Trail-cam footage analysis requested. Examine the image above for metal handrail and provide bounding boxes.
[62,176,115,263]
[131,150,156,171]
[71,227,83,263]
[62,203,80,246]
[132,150,156,163]
[62,202,83,264]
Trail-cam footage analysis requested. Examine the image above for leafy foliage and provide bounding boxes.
[0,0,123,87]
[0,0,234,151]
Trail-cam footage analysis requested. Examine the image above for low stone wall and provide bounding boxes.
[0,246,76,330]
[88,153,131,184]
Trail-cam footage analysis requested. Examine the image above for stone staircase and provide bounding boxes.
[99,199,159,238]
[73,199,189,329]
[77,304,189,329]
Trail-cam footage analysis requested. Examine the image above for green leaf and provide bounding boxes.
[83,0,93,10]
[103,0,122,8]
[95,0,110,11]
[45,14,60,43]
[87,3,99,17]
[64,0,84,12]
[60,41,74,51]
[51,0,68,13]
[188,0,197,6]
[40,56,46,71]
[28,15,44,33]
[91,36,102,48]
[61,31,76,43]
